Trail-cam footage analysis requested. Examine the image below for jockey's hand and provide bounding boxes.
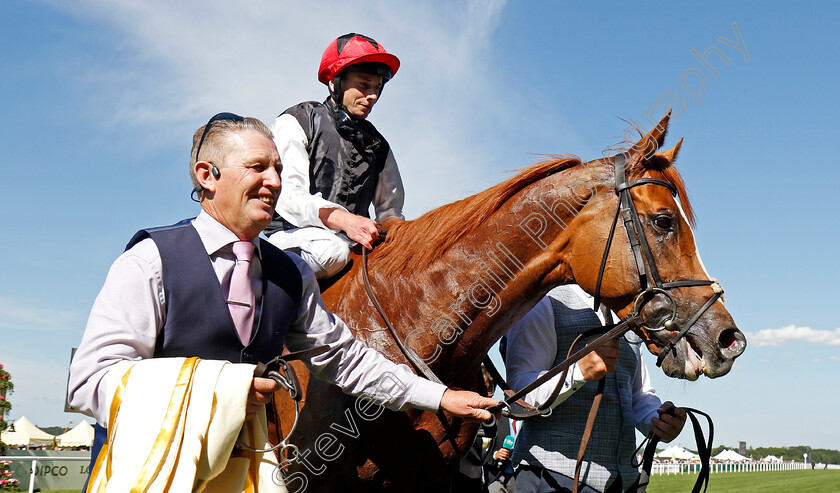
[319,208,380,249]
[246,377,281,422]
[650,401,686,442]
[439,389,499,422]
[578,338,620,381]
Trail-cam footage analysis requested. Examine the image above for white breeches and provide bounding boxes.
[267,227,351,279]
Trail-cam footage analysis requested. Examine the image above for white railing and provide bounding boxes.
[650,460,812,476]
[0,455,89,493]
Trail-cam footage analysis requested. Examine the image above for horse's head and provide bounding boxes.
[570,113,746,380]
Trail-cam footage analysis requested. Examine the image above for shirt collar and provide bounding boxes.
[192,210,259,256]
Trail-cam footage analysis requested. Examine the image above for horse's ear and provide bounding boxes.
[659,137,683,164]
[630,110,671,163]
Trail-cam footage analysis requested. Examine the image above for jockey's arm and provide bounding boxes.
[318,207,379,249]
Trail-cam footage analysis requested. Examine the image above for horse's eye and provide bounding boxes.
[653,215,674,230]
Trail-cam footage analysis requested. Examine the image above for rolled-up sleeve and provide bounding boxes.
[631,343,662,436]
[272,114,347,229]
[505,297,586,409]
[282,254,446,412]
[373,148,405,222]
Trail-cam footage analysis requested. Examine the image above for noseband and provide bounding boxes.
[358,153,721,493]
[489,152,726,419]
[593,152,725,367]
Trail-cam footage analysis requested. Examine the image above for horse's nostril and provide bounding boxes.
[718,328,746,357]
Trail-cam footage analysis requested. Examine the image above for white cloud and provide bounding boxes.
[0,298,80,332]
[43,0,521,217]
[746,325,840,347]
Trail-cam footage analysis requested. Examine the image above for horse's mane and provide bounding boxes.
[373,150,694,277]
[375,156,581,276]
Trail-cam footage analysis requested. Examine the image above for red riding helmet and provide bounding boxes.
[318,33,400,86]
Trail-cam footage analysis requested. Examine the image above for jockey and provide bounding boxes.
[266,33,404,278]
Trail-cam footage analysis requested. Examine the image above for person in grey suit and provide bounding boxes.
[502,285,685,493]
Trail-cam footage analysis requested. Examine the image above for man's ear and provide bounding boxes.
[328,80,335,93]
[194,161,217,194]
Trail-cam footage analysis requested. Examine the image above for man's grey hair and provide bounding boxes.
[189,116,273,187]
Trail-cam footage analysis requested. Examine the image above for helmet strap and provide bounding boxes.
[330,74,343,105]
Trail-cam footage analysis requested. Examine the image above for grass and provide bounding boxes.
[646,469,840,492]
[30,470,840,493]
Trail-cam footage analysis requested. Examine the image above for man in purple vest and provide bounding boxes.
[68,113,497,485]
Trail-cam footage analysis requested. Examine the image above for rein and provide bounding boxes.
[636,407,714,493]
[361,247,462,455]
[236,345,331,480]
[486,153,721,493]
[359,153,720,492]
[485,315,642,419]
[361,247,444,385]
[596,153,725,368]
[491,152,728,416]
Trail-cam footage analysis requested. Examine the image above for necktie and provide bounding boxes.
[227,241,255,345]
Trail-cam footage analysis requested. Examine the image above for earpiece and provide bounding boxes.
[190,184,203,202]
[190,112,243,202]
[190,163,222,203]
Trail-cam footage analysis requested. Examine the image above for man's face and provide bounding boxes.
[339,72,384,119]
[207,130,281,240]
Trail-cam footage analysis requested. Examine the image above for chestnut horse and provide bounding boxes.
[272,113,746,492]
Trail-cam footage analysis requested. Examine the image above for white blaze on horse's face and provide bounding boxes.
[676,199,712,279]
[623,153,744,381]
[675,198,710,379]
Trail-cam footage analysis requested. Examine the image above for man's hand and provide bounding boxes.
[246,377,281,422]
[493,447,511,462]
[320,208,380,249]
[439,389,499,422]
[650,401,686,442]
[577,338,620,381]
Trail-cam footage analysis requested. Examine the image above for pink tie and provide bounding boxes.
[227,241,255,345]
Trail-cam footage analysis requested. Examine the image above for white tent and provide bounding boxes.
[57,420,94,447]
[655,445,700,461]
[0,416,55,447]
[763,455,783,463]
[714,449,749,462]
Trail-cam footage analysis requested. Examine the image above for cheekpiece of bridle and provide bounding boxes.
[592,152,725,367]
[359,151,721,493]
[489,151,727,420]
[488,152,721,493]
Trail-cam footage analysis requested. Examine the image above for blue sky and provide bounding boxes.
[1,1,838,451]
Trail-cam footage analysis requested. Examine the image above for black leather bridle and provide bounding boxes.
[490,152,725,417]
[486,152,721,493]
[593,152,726,368]
[359,151,722,492]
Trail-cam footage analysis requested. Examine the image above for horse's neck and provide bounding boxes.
[406,160,613,379]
